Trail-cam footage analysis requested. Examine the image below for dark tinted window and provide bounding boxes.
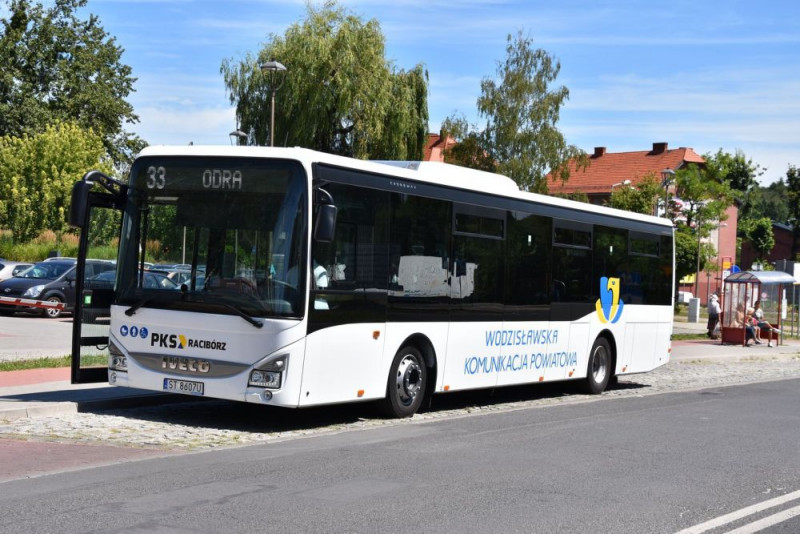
[505,211,552,313]
[389,194,451,298]
[313,184,391,291]
[627,232,672,305]
[593,226,628,300]
[554,220,592,248]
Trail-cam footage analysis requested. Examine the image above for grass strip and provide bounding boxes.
[0,354,106,372]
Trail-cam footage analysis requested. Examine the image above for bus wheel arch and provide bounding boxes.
[581,333,616,394]
[379,334,437,418]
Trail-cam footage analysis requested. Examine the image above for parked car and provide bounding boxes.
[0,259,115,318]
[0,260,34,282]
[87,269,179,291]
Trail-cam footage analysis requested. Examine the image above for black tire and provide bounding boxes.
[582,337,612,394]
[41,296,63,319]
[380,346,427,418]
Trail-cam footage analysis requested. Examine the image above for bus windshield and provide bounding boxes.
[116,156,308,319]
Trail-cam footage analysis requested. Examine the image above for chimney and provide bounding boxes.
[652,142,668,154]
[593,146,606,158]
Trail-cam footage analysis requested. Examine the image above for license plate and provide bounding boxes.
[163,378,204,396]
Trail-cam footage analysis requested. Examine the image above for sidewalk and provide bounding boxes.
[0,369,174,420]
[2,325,799,421]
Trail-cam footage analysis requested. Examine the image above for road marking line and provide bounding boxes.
[723,503,800,534]
[676,489,800,534]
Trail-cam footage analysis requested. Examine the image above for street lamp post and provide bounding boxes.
[694,220,702,299]
[660,168,674,218]
[259,60,287,146]
[229,129,247,146]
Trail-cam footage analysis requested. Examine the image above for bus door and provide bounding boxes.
[68,172,127,383]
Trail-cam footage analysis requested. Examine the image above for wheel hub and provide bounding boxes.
[592,346,608,383]
[396,356,422,404]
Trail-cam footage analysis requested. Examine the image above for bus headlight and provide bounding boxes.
[248,355,287,389]
[249,370,281,389]
[108,340,127,371]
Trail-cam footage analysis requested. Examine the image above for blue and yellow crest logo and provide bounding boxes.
[596,277,624,324]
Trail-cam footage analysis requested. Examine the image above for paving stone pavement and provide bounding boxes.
[2,350,799,452]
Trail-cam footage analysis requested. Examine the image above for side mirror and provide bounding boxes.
[314,204,337,243]
[68,181,94,228]
[313,187,337,243]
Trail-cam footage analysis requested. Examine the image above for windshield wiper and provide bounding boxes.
[218,302,263,328]
[181,288,263,328]
[124,297,156,316]
[126,291,263,328]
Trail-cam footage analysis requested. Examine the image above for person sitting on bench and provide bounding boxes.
[752,300,781,347]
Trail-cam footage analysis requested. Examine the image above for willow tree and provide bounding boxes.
[220,2,428,160]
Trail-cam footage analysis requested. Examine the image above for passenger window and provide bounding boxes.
[312,183,390,292]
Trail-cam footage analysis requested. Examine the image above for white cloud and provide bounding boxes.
[134,105,236,146]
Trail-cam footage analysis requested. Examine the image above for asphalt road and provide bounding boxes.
[0,314,72,361]
[2,378,799,533]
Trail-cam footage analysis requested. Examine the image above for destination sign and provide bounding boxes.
[131,156,303,195]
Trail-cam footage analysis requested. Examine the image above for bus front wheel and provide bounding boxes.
[381,346,427,418]
[582,337,612,394]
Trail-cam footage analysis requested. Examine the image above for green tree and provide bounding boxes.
[0,121,112,242]
[0,0,143,163]
[608,174,663,215]
[704,149,762,193]
[749,179,790,224]
[439,115,496,173]
[467,31,584,193]
[786,165,800,260]
[670,164,734,284]
[673,164,733,230]
[674,225,696,282]
[740,216,775,265]
[220,2,428,159]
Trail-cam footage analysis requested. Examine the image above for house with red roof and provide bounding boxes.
[550,142,737,305]
[423,133,455,163]
[548,142,706,205]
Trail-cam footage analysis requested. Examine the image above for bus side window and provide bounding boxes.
[311,183,390,293]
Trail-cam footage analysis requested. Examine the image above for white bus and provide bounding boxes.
[69,145,674,417]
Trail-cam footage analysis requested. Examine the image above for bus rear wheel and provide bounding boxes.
[582,337,612,394]
[381,346,426,418]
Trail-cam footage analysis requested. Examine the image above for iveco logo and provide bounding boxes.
[161,356,211,373]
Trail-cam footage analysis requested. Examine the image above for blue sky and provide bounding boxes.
[65,0,800,184]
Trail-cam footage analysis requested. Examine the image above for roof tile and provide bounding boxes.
[550,144,705,193]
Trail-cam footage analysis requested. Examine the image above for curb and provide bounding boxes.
[0,390,183,421]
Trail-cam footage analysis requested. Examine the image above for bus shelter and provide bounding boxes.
[720,270,797,346]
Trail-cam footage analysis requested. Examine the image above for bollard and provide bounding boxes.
[687,297,701,323]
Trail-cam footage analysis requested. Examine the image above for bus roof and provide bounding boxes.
[136,145,672,230]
